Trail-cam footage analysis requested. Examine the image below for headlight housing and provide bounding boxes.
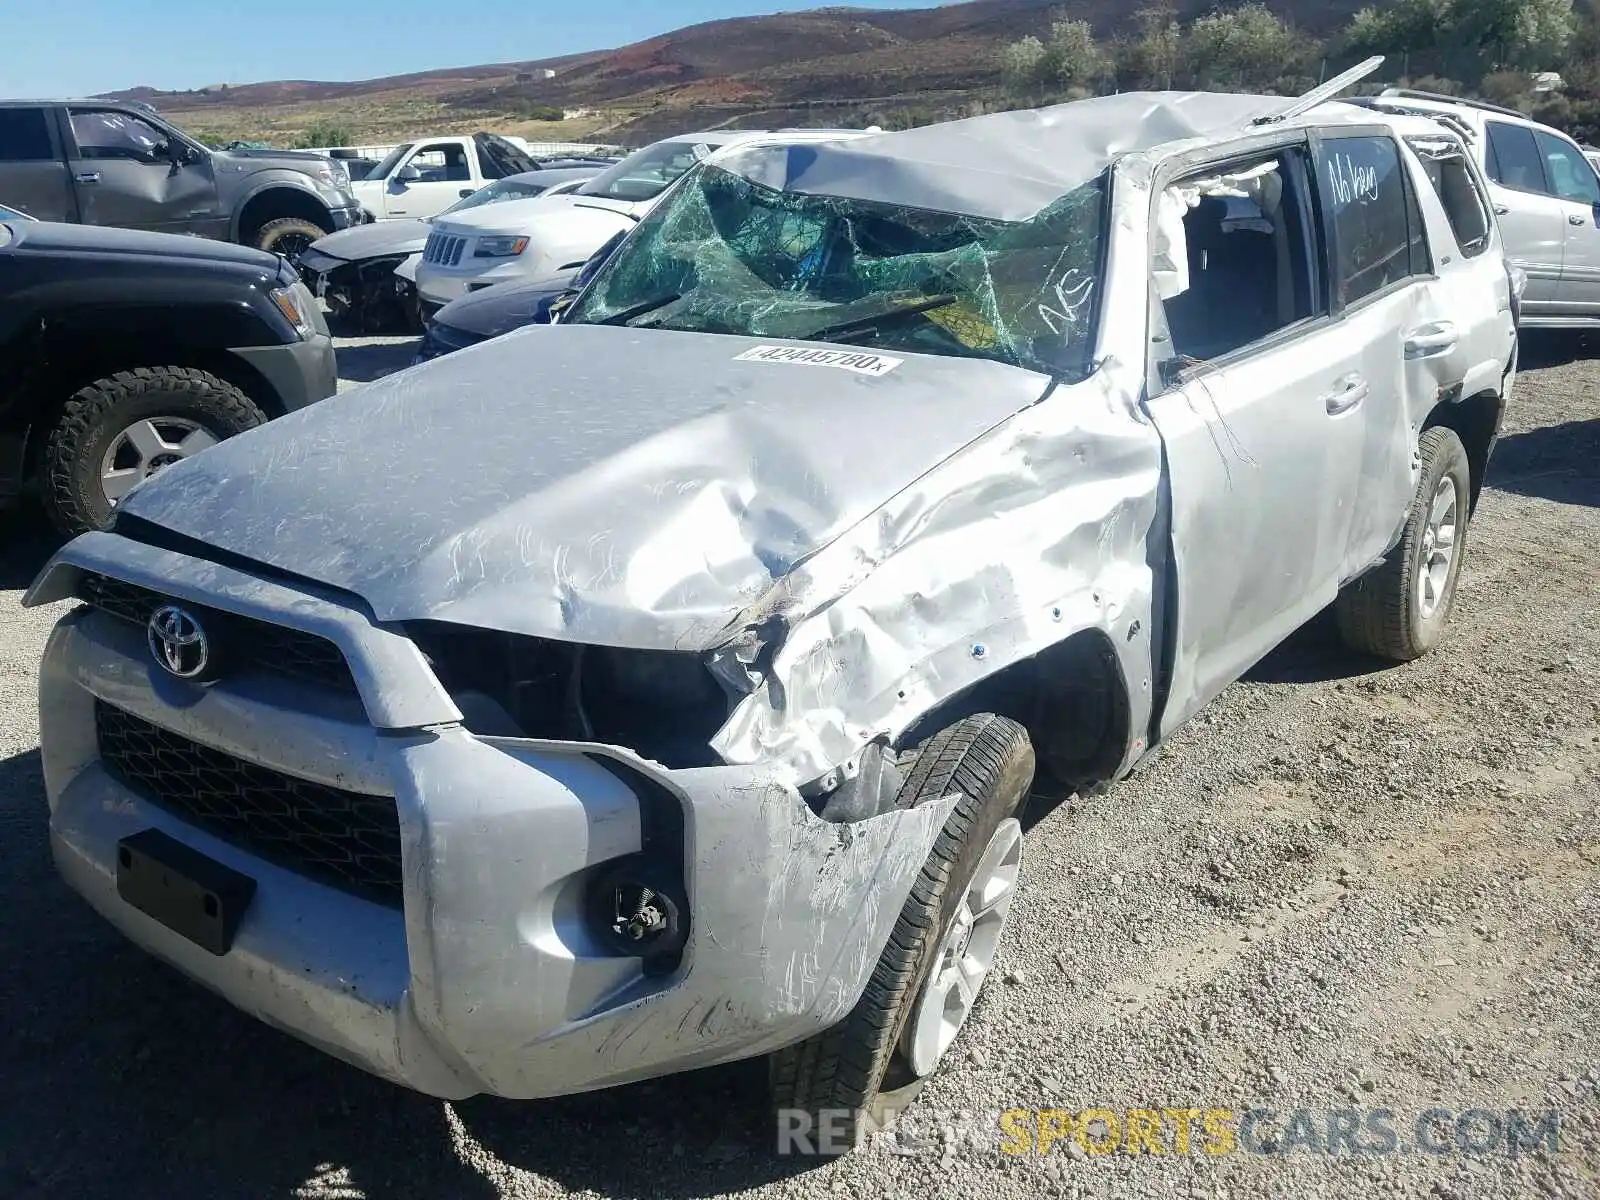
[314,160,351,192]
[474,235,530,259]
[406,623,729,769]
[269,284,314,338]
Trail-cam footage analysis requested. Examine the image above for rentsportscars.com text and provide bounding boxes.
[776,1105,1561,1158]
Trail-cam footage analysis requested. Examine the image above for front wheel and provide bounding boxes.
[252,216,325,260]
[768,713,1035,1154]
[42,367,266,535]
[1335,425,1472,662]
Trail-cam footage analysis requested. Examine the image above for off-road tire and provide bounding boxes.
[252,216,325,259]
[1335,426,1472,662]
[769,713,1035,1155]
[43,367,265,536]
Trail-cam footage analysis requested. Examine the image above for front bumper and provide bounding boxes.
[329,203,367,230]
[416,258,531,306]
[29,533,950,1100]
[227,333,338,412]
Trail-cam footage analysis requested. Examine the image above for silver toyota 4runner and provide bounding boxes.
[26,63,1517,1149]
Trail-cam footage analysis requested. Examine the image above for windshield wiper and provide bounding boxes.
[596,294,681,326]
[805,294,959,344]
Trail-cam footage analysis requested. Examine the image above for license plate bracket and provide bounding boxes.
[116,829,256,956]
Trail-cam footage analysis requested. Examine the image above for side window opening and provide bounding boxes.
[1155,149,1319,364]
[1408,136,1492,258]
[1532,130,1600,205]
[1315,134,1430,308]
[0,108,55,162]
[1485,122,1549,194]
[409,145,471,183]
[69,110,170,163]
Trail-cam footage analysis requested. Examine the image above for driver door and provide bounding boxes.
[65,107,221,236]
[382,142,475,219]
[1146,143,1370,735]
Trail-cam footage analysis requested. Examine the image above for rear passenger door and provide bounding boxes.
[1482,120,1569,316]
[1530,129,1600,314]
[0,106,76,221]
[1312,132,1453,579]
[1146,142,1373,734]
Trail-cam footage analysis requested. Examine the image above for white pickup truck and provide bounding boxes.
[350,133,611,223]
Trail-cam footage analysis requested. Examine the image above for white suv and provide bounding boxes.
[413,129,864,310]
[1360,90,1600,328]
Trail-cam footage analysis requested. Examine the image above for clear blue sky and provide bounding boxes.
[6,1,942,97]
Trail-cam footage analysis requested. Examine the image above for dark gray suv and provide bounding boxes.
[0,100,364,257]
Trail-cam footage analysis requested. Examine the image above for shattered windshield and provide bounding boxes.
[576,140,720,204]
[564,163,1106,375]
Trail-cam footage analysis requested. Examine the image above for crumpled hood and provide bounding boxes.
[307,218,429,262]
[118,324,1051,650]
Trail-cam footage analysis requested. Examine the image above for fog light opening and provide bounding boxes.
[591,861,688,974]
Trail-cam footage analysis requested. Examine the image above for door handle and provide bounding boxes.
[74,172,101,184]
[1569,213,1589,226]
[458,188,474,198]
[1322,373,1369,416]
[1404,320,1459,359]
[1493,203,1510,215]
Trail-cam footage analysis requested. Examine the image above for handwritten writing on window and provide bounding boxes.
[1325,152,1382,207]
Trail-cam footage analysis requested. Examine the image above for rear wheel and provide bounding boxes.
[43,367,266,535]
[1336,426,1472,662]
[768,713,1035,1155]
[253,216,325,260]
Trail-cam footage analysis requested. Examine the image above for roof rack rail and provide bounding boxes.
[1343,96,1478,142]
[1379,88,1528,120]
[1253,55,1385,125]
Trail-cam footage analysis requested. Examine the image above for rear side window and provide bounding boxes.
[0,108,55,162]
[1315,135,1431,307]
[1533,130,1600,204]
[1409,138,1492,257]
[1485,122,1547,193]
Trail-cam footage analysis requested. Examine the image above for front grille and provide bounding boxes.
[96,702,403,906]
[78,573,357,695]
[423,231,466,266]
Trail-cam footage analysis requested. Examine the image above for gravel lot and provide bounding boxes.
[1,333,1597,1199]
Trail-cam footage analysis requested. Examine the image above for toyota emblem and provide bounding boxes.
[147,605,211,680]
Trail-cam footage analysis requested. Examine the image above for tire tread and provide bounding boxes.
[1336,426,1471,663]
[769,713,1033,1145]
[43,366,262,535]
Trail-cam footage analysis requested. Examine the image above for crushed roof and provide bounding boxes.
[714,90,1434,222]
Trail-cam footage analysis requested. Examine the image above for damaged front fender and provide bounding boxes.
[710,357,1165,786]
